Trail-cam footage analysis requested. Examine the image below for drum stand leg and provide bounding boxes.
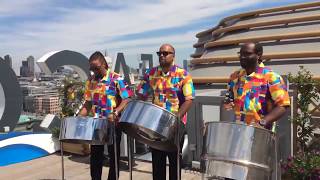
[128,136,133,180]
[113,122,119,180]
[60,141,65,180]
[274,134,279,180]
[177,117,181,180]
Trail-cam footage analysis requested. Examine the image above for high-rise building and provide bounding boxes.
[19,56,35,77]
[27,56,35,77]
[4,55,12,68]
[20,61,29,77]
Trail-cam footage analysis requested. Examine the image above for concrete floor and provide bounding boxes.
[0,153,202,180]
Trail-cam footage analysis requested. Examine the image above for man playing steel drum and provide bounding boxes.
[136,44,195,180]
[224,42,290,130]
[79,51,133,180]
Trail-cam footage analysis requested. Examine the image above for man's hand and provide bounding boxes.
[263,106,288,126]
[108,111,120,122]
[136,94,147,101]
[78,101,92,117]
[107,113,115,122]
[223,102,234,111]
[251,121,265,129]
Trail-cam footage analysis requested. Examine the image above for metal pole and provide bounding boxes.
[177,116,181,180]
[113,122,119,180]
[274,133,279,180]
[60,141,65,180]
[128,136,133,180]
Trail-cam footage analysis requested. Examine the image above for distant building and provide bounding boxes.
[4,55,12,68]
[20,80,60,114]
[27,56,35,77]
[42,96,60,115]
[34,96,43,114]
[24,96,36,113]
[24,95,60,115]
[19,68,81,115]
[20,61,29,77]
[19,56,35,77]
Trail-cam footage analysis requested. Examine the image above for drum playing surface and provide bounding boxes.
[59,116,114,145]
[119,100,185,152]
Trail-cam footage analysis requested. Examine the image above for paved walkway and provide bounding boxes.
[0,153,202,180]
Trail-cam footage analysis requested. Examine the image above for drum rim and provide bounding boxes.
[63,116,107,120]
[201,157,272,171]
[204,121,273,133]
[129,100,177,117]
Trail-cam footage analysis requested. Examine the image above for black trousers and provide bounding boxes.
[151,138,184,180]
[90,128,122,180]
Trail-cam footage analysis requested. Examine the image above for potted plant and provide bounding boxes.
[56,77,90,155]
[281,66,320,179]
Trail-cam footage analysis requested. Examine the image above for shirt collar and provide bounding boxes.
[158,63,176,77]
[101,68,110,81]
[241,65,260,77]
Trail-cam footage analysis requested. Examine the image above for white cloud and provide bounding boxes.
[0,0,48,17]
[0,0,266,73]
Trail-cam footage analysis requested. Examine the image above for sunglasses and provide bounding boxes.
[156,51,174,57]
[89,65,103,71]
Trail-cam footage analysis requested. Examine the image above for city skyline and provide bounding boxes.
[0,0,309,74]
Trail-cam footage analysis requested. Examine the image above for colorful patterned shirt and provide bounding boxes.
[84,69,133,118]
[227,66,290,125]
[137,65,195,123]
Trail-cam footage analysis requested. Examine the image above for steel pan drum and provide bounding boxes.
[59,116,113,145]
[119,100,185,152]
[201,122,275,180]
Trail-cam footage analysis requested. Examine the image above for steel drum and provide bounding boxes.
[59,116,113,145]
[201,122,275,180]
[119,100,185,152]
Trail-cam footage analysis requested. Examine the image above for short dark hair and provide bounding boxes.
[254,42,263,56]
[89,51,108,68]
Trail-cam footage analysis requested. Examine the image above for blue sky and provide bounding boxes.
[0,0,311,74]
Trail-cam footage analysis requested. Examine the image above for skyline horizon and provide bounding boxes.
[0,0,309,75]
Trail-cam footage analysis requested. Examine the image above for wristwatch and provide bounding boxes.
[259,119,267,127]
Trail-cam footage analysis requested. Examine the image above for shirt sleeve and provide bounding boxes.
[227,70,240,90]
[83,80,92,101]
[267,71,290,106]
[182,71,195,100]
[136,69,151,98]
[226,71,240,99]
[116,76,133,99]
